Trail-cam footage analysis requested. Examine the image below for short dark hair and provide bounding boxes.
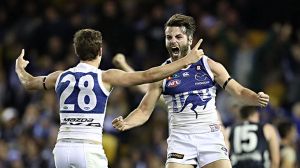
[165,14,196,38]
[277,121,294,138]
[73,29,102,61]
[240,106,258,119]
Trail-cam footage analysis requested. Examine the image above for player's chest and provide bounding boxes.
[163,67,215,95]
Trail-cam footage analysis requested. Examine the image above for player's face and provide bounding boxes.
[165,26,191,61]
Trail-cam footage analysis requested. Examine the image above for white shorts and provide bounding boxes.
[166,130,229,167]
[53,139,108,168]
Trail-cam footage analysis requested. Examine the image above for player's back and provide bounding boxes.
[55,63,111,143]
[229,121,270,168]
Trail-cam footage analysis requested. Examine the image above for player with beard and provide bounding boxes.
[112,14,269,168]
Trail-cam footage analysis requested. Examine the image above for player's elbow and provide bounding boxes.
[22,77,41,90]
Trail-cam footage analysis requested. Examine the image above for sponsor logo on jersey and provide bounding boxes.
[167,153,184,159]
[63,118,94,122]
[195,73,210,85]
[61,118,101,127]
[167,79,181,88]
[183,72,190,77]
[196,65,201,70]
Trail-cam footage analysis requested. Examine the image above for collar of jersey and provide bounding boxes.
[77,62,98,70]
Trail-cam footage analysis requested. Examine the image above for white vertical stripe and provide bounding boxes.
[202,56,214,81]
[97,71,110,96]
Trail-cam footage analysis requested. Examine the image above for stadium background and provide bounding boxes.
[0,0,300,167]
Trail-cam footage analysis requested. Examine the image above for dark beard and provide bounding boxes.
[167,44,189,60]
[180,45,189,57]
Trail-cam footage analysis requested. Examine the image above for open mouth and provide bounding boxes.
[171,47,180,55]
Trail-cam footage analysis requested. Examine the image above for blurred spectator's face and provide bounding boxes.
[165,26,190,61]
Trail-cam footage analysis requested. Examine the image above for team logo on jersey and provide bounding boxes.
[195,73,208,81]
[209,124,221,132]
[172,73,180,78]
[167,79,181,88]
[183,72,190,77]
[178,92,212,119]
[195,73,210,85]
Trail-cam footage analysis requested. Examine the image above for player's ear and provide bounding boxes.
[99,48,103,57]
[73,44,79,57]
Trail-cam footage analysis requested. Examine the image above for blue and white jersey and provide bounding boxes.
[162,56,220,134]
[55,63,111,143]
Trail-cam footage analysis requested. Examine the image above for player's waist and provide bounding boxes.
[169,122,222,134]
[57,126,103,143]
[57,138,101,145]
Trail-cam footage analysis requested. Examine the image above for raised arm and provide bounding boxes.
[208,58,269,107]
[15,49,62,90]
[112,81,162,131]
[264,124,280,168]
[112,53,148,93]
[103,39,204,87]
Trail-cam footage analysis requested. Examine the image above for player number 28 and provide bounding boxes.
[60,74,97,111]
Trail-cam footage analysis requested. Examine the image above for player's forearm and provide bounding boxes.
[118,62,148,93]
[17,69,43,90]
[234,88,260,106]
[124,108,151,129]
[142,57,190,83]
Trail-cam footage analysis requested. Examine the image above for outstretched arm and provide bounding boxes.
[15,49,62,90]
[112,81,162,131]
[103,39,204,87]
[208,58,269,107]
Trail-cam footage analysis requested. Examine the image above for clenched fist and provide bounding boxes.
[112,116,128,131]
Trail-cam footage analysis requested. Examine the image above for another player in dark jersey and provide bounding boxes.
[228,106,279,168]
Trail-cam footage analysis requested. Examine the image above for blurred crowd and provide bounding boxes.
[0,0,300,167]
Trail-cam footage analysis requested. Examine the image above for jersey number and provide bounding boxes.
[233,125,258,153]
[60,74,97,111]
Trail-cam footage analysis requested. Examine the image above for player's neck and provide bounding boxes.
[80,56,101,68]
[247,116,259,123]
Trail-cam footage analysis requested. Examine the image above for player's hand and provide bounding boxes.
[258,92,269,107]
[185,39,204,64]
[15,49,29,74]
[112,53,126,68]
[112,116,128,131]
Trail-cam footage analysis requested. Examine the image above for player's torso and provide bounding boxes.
[229,121,270,168]
[162,56,219,134]
[55,63,110,143]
